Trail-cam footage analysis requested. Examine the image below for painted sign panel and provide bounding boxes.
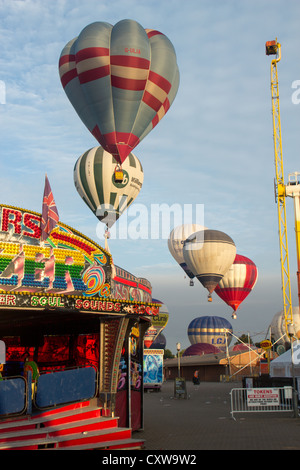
[0,206,158,316]
[0,292,159,316]
[246,388,280,407]
[143,349,164,386]
[0,205,110,297]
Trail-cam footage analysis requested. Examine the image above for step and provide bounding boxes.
[57,427,132,449]
[0,415,119,444]
[0,404,104,434]
[48,438,145,450]
[0,417,37,434]
[0,427,134,450]
[33,400,92,419]
[0,408,103,433]
[0,400,91,425]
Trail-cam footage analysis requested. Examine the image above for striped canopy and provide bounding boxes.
[74,146,143,228]
[59,20,179,165]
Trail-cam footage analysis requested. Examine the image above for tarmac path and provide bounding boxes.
[135,380,300,450]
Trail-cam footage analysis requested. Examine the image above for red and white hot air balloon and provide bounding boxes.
[214,254,258,318]
[59,19,179,167]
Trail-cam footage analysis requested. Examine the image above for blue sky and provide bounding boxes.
[0,0,300,351]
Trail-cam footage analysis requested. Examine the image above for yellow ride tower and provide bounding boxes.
[265,39,294,335]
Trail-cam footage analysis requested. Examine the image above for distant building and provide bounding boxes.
[164,349,266,382]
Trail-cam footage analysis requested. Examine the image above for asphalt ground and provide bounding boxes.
[135,380,300,451]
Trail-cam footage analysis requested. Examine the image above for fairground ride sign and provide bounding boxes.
[0,205,159,317]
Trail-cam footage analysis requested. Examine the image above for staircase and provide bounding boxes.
[0,401,144,450]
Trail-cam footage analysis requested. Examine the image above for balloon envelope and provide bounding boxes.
[144,299,169,348]
[144,326,159,349]
[150,333,167,350]
[151,299,169,331]
[59,19,179,165]
[187,316,233,351]
[168,224,207,280]
[214,254,258,312]
[74,146,143,227]
[183,230,236,294]
[269,307,300,345]
[183,343,221,356]
[231,343,252,352]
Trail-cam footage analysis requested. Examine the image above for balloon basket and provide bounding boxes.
[114,166,123,183]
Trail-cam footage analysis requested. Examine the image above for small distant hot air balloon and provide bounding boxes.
[144,299,169,348]
[151,299,169,333]
[59,19,179,166]
[150,333,167,350]
[214,254,258,319]
[269,307,300,346]
[74,146,143,229]
[187,316,233,352]
[183,229,236,301]
[168,224,207,286]
[231,343,252,352]
[144,326,158,349]
[183,343,221,356]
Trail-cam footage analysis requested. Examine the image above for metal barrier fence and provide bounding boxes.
[230,387,296,420]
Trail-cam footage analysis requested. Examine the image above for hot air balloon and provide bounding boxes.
[231,343,252,352]
[144,299,169,348]
[168,224,207,286]
[183,229,236,300]
[269,307,300,347]
[59,19,179,166]
[150,333,167,350]
[214,254,258,319]
[144,326,158,349]
[74,146,143,229]
[183,343,221,356]
[187,316,233,352]
[151,299,169,334]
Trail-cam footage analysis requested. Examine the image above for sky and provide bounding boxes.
[0,0,300,352]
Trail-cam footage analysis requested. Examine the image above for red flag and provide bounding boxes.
[41,174,59,241]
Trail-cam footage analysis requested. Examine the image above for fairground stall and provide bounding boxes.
[0,204,159,450]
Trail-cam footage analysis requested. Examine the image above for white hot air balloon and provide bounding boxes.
[168,224,206,286]
[269,307,300,349]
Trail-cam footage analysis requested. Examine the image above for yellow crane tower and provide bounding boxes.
[265,39,295,336]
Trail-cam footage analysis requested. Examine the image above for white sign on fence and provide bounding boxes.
[246,388,280,407]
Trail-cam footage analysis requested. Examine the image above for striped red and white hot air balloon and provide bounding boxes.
[59,19,179,166]
[214,254,258,318]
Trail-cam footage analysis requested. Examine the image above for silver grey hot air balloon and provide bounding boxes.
[183,229,236,300]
